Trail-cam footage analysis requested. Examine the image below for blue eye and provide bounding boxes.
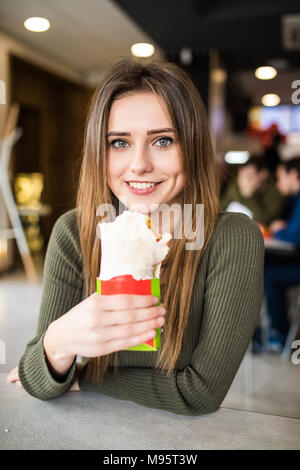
[110,139,129,149]
[109,136,174,149]
[155,137,173,147]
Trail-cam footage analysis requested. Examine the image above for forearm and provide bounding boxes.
[78,365,219,416]
[18,210,84,400]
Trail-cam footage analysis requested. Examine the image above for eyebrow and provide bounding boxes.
[106,128,175,137]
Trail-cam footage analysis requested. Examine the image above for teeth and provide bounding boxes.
[128,182,157,189]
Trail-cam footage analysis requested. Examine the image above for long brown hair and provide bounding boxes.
[76,58,220,383]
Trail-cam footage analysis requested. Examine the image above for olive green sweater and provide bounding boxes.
[18,208,265,416]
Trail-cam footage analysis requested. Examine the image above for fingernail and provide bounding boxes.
[159,307,166,315]
[152,296,159,305]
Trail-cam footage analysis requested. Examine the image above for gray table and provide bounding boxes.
[0,373,299,450]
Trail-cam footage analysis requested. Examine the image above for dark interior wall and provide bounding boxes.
[226,72,252,133]
[10,55,94,252]
[164,51,210,109]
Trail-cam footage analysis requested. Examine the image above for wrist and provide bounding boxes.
[43,321,76,378]
[44,320,71,360]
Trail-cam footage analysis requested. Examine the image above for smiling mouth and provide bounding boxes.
[126,181,162,189]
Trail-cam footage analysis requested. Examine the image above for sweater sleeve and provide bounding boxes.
[78,213,265,416]
[18,210,84,400]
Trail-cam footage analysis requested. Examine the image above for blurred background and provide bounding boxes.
[0,0,300,420]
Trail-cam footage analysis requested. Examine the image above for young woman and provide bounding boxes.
[7,59,264,416]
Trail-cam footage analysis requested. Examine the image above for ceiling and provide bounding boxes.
[235,69,300,106]
[113,0,300,107]
[0,0,299,106]
[0,0,163,86]
[113,0,300,71]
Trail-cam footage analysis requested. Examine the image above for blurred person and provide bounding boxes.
[269,158,300,243]
[264,157,300,353]
[247,122,285,173]
[221,155,286,225]
[262,124,284,173]
[263,133,282,174]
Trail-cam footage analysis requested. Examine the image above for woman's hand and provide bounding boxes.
[69,380,80,391]
[6,366,23,388]
[43,293,166,376]
[7,363,82,392]
[269,219,288,234]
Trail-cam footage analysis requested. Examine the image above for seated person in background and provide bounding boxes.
[269,157,300,244]
[263,157,300,353]
[221,155,286,225]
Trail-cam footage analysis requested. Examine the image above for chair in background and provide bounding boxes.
[0,103,39,283]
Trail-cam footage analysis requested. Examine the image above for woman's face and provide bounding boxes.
[276,165,300,196]
[106,91,184,214]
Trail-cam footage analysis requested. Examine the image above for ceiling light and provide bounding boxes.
[179,47,193,66]
[224,151,250,164]
[24,17,50,32]
[261,94,281,106]
[131,43,155,58]
[255,66,277,80]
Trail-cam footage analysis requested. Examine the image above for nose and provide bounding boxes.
[129,143,153,175]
